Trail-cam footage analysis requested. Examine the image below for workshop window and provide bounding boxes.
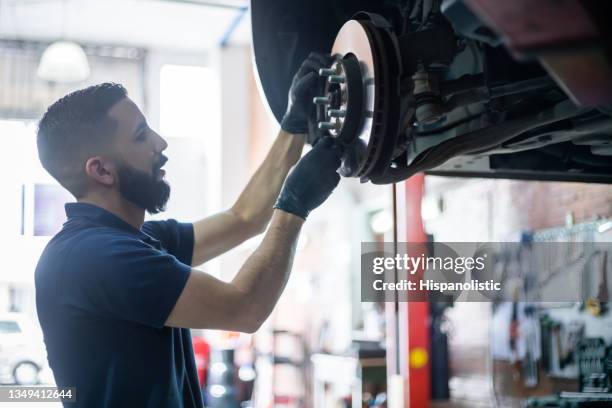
[160,64,218,139]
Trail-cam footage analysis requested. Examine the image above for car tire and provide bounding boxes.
[13,361,40,385]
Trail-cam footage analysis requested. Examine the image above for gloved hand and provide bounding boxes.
[280,52,334,135]
[274,137,343,219]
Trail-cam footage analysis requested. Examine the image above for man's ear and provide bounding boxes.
[84,156,116,187]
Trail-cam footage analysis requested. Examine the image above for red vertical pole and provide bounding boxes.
[393,174,430,407]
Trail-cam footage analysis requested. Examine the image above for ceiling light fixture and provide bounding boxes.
[37,41,90,83]
[36,0,90,83]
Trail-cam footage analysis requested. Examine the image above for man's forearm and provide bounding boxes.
[169,135,341,332]
[231,130,305,232]
[231,210,304,329]
[190,131,304,266]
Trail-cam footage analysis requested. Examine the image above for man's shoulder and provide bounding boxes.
[141,219,184,237]
[44,224,144,264]
[141,219,194,263]
[54,223,134,246]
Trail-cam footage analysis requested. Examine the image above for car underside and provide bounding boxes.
[251,0,612,184]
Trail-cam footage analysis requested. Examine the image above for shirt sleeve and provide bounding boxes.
[142,219,194,266]
[67,233,191,329]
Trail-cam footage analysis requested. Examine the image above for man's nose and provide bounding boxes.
[153,130,168,152]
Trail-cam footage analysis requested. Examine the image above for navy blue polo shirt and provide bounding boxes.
[35,202,203,408]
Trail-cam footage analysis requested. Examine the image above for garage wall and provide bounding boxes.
[423,176,612,403]
[503,181,612,230]
[424,178,612,241]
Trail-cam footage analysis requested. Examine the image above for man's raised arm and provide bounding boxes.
[190,52,334,266]
[190,130,303,266]
[165,137,343,332]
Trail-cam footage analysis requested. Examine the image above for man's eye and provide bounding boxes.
[136,132,146,141]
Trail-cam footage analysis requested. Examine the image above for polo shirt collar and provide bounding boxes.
[65,202,151,239]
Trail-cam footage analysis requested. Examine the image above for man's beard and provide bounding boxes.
[117,158,170,214]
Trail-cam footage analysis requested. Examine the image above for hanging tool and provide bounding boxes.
[586,251,609,316]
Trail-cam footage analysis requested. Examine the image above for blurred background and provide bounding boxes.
[0,1,610,408]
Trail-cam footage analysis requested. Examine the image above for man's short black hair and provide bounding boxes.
[37,82,128,198]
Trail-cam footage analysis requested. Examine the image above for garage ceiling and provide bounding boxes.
[0,0,251,51]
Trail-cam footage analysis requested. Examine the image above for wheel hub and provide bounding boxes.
[313,15,402,181]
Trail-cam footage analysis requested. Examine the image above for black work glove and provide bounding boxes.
[280,52,334,135]
[274,137,343,219]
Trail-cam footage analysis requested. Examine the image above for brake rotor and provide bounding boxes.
[314,15,402,180]
[331,20,376,177]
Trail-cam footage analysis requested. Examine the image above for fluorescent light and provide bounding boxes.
[37,41,90,83]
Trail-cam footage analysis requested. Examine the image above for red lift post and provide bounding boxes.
[389,174,430,407]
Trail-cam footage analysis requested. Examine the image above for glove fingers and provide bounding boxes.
[315,136,333,147]
[328,146,343,169]
[291,71,317,97]
[308,52,334,67]
[314,136,343,155]
[310,138,344,170]
[297,53,334,78]
[296,58,324,77]
[282,53,335,136]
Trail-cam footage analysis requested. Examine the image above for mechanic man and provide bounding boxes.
[35,53,340,407]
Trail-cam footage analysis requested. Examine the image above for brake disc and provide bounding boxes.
[313,14,402,182]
